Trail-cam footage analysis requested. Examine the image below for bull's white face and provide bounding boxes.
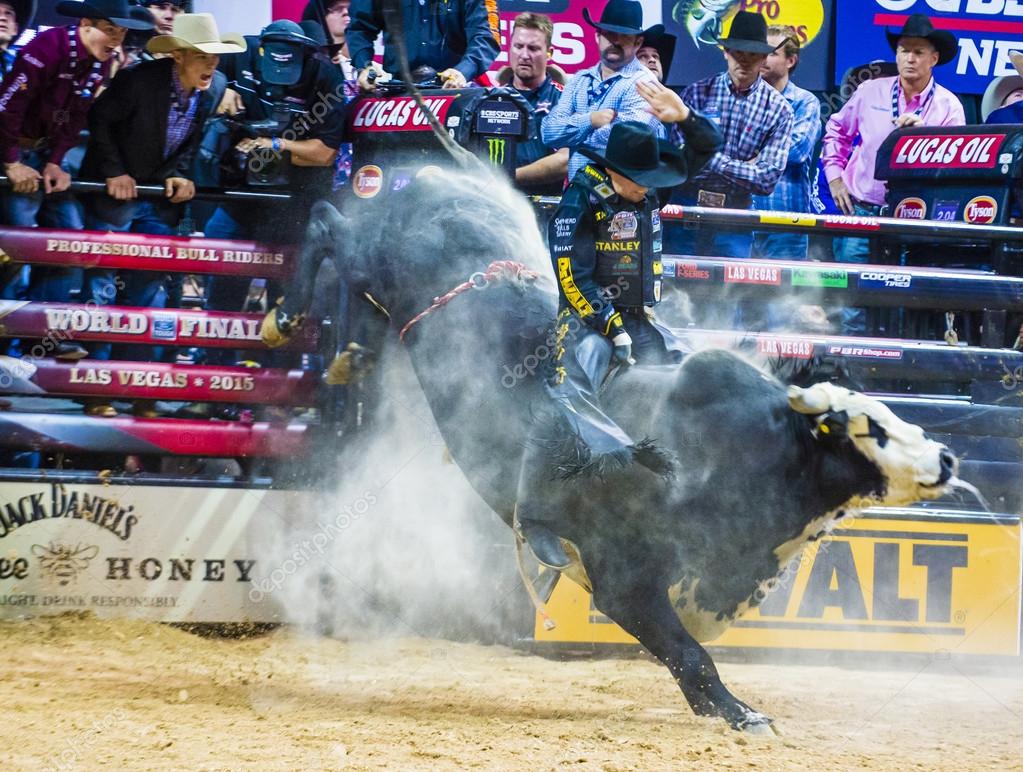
[788,382,956,507]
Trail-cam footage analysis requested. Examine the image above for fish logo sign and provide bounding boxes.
[32,542,99,586]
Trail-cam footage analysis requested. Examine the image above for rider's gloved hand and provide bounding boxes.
[611,332,636,367]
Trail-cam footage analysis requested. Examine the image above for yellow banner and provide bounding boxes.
[535,512,1022,656]
[760,213,816,227]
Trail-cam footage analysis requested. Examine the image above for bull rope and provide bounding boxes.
[398,260,538,343]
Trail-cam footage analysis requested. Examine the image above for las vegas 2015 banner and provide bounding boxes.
[835,1,1023,95]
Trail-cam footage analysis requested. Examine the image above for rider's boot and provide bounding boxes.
[517,515,572,571]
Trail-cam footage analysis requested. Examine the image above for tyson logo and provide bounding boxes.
[353,165,383,199]
[894,198,927,220]
[964,196,997,224]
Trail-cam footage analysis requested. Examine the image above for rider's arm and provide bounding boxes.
[549,181,623,338]
[286,138,338,167]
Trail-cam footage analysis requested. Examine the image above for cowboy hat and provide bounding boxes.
[717,11,779,55]
[579,121,688,189]
[982,73,1023,121]
[886,13,957,66]
[56,0,154,30]
[147,13,245,54]
[583,0,663,39]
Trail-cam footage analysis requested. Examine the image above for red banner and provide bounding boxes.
[0,227,295,278]
[0,358,317,405]
[349,96,458,133]
[0,412,310,457]
[890,134,1006,170]
[0,302,318,351]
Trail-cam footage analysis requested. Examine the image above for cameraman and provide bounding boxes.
[204,19,345,365]
[205,20,345,243]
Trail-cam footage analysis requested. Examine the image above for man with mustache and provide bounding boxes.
[667,11,792,262]
[542,0,664,186]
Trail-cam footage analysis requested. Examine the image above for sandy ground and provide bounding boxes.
[1,614,1021,771]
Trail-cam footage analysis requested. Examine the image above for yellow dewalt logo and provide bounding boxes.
[557,258,594,317]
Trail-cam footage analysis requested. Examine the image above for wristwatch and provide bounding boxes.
[271,136,283,153]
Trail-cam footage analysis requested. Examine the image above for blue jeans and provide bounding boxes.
[88,201,178,361]
[752,232,809,260]
[832,201,881,335]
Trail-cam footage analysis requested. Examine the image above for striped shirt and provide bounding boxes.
[541,57,664,183]
[753,80,822,214]
[679,72,793,198]
[165,67,200,160]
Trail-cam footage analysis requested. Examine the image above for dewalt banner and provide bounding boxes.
[535,511,1022,656]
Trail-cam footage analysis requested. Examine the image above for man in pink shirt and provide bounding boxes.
[822,13,964,333]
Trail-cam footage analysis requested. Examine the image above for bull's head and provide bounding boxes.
[788,382,957,506]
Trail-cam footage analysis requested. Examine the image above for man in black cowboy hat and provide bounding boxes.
[0,0,33,78]
[636,28,675,84]
[542,0,666,184]
[519,104,721,569]
[666,11,793,264]
[822,13,964,333]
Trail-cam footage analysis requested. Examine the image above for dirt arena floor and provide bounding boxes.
[1,614,1021,771]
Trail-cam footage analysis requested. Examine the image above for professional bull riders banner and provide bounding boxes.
[836,1,1023,95]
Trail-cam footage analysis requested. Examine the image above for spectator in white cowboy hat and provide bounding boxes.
[76,13,242,417]
[0,0,34,79]
[542,0,665,185]
[984,52,1023,124]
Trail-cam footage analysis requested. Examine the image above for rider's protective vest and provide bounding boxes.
[548,164,662,337]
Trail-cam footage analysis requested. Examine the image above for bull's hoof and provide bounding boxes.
[736,713,775,735]
[325,342,375,386]
[260,308,304,348]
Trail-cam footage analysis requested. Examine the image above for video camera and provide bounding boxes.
[222,114,292,188]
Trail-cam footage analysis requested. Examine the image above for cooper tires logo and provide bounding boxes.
[860,271,912,289]
[964,195,997,224]
[353,165,383,199]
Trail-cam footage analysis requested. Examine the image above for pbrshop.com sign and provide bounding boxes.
[835,1,1023,94]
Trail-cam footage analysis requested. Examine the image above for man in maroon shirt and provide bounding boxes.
[0,0,152,208]
[0,0,152,344]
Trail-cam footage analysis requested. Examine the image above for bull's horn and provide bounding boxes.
[787,384,831,415]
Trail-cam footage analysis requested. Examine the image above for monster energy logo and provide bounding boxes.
[487,138,506,165]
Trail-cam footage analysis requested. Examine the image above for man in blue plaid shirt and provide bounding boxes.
[541,0,664,185]
[751,25,822,260]
[666,12,793,259]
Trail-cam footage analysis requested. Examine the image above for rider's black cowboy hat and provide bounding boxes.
[56,0,155,30]
[583,0,663,40]
[886,13,957,66]
[579,121,688,189]
[717,11,780,55]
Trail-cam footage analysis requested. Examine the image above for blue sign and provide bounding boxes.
[835,1,1023,96]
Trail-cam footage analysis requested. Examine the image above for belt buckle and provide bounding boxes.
[697,189,726,208]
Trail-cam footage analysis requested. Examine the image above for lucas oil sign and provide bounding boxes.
[535,511,1022,655]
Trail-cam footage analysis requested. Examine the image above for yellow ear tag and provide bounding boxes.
[819,423,830,434]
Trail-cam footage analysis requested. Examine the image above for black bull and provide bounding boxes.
[267,184,956,732]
